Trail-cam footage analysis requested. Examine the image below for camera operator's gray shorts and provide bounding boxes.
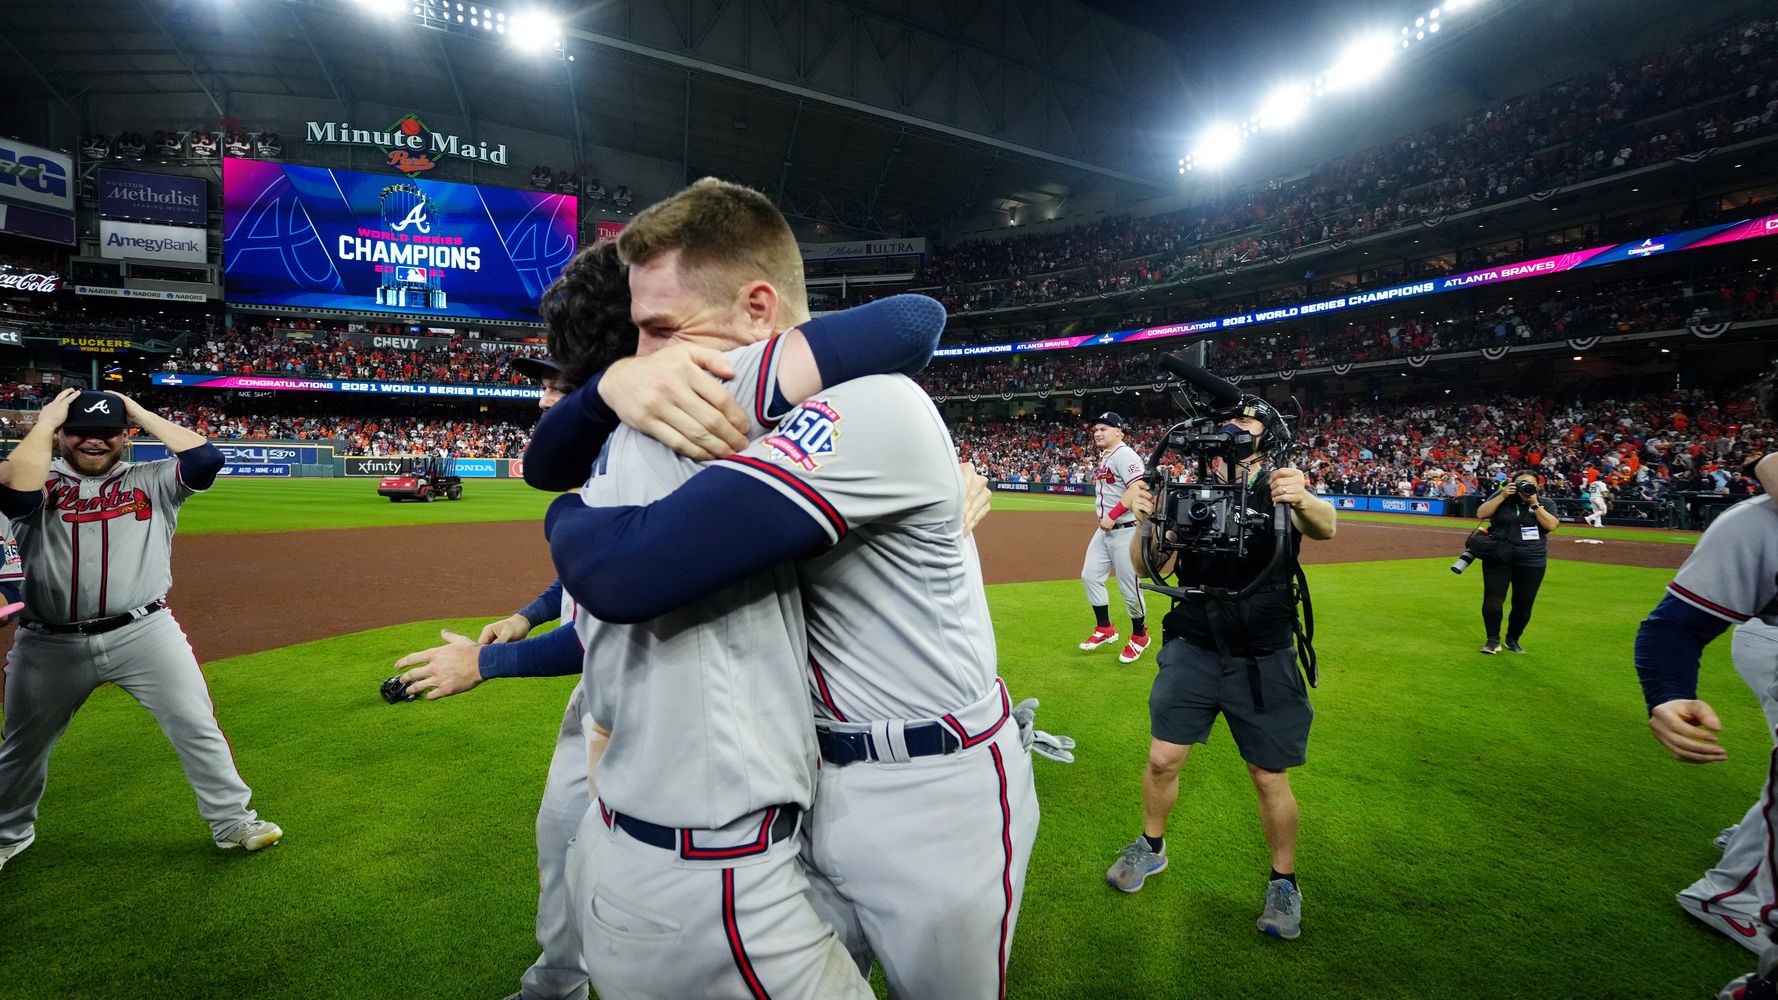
[1149,640,1312,771]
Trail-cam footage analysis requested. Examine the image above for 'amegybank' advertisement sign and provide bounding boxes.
[100,219,208,264]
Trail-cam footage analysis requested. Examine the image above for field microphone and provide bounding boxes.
[1158,351,1243,409]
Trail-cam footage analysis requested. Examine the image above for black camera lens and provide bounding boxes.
[1516,481,1538,496]
[1186,501,1215,523]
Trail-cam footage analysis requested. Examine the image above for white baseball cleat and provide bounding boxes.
[0,832,35,873]
[1119,634,1152,663]
[1079,626,1119,651]
[216,819,284,852]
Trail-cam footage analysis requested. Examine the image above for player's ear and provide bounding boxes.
[737,280,779,333]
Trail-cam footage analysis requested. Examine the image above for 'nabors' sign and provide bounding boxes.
[0,270,60,293]
[305,115,509,174]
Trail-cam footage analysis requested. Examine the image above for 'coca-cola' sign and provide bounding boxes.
[0,271,62,293]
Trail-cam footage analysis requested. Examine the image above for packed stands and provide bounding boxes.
[167,321,551,386]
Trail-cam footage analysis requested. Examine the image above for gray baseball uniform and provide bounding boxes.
[1663,496,1778,952]
[563,337,870,1000]
[723,374,1039,999]
[522,587,591,1000]
[0,457,262,849]
[1082,441,1147,621]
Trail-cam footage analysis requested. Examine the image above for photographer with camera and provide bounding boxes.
[1472,471,1560,655]
[1103,377,1335,941]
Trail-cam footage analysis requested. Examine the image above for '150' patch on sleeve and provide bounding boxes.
[764,400,842,471]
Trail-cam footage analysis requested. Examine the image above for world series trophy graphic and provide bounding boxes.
[375,183,447,311]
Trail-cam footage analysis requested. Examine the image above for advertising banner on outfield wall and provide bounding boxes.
[219,464,292,477]
[344,456,500,477]
[153,371,543,400]
[98,169,208,226]
[100,219,208,264]
[988,481,1092,496]
[1326,495,1448,516]
[933,213,1778,360]
[0,137,75,244]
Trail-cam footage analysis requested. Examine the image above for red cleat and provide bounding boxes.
[1119,633,1152,663]
[1079,626,1120,651]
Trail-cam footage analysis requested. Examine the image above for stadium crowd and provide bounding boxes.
[148,400,534,457]
[956,388,1771,509]
[165,321,551,386]
[851,16,1778,316]
[919,268,1778,396]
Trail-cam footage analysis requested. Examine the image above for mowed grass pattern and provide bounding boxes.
[174,477,558,534]
[0,555,1764,998]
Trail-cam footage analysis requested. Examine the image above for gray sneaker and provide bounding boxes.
[0,832,35,873]
[1106,840,1167,893]
[1257,878,1302,939]
[215,819,283,852]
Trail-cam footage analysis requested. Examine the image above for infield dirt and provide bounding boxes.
[0,512,1688,664]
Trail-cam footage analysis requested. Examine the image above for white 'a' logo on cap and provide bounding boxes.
[83,400,110,414]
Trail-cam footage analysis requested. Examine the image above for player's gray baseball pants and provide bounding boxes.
[1695,621,1778,952]
[565,800,871,1000]
[0,609,258,847]
[521,681,592,1000]
[803,681,1039,1000]
[1082,524,1146,620]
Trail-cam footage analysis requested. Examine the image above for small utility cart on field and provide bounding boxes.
[377,454,464,503]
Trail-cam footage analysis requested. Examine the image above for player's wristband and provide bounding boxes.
[1107,502,1129,520]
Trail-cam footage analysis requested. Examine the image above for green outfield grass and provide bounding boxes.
[989,491,1698,543]
[177,477,557,534]
[0,554,1759,999]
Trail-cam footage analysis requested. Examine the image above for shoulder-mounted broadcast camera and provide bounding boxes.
[1138,347,1298,604]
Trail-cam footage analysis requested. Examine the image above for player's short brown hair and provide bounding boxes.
[615,177,807,312]
[539,241,636,390]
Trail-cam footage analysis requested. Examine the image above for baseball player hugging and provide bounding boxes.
[1080,412,1151,663]
[0,389,281,876]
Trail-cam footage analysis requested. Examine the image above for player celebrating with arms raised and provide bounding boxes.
[0,389,281,875]
[1080,412,1151,663]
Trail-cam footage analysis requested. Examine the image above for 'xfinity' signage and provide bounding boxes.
[99,219,208,264]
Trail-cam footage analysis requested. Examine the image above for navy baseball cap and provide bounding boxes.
[63,390,129,433]
[509,356,562,383]
[1089,412,1127,429]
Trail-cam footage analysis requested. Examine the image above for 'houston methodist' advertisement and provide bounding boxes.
[222,158,577,323]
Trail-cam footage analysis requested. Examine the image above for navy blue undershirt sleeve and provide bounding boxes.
[0,581,20,607]
[518,579,564,626]
[477,622,583,679]
[175,442,225,491]
[547,466,828,624]
[0,485,42,519]
[1634,593,1733,714]
[794,294,945,416]
[524,372,619,492]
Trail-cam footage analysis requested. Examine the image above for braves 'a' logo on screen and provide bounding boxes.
[390,202,431,234]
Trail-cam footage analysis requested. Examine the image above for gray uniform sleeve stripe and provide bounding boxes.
[1669,498,1778,623]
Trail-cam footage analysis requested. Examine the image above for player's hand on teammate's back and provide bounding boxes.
[1649,698,1730,763]
[394,629,485,701]
[960,462,991,535]
[599,343,748,461]
[478,614,532,644]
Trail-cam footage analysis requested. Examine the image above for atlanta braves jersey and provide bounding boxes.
[1667,495,1778,627]
[568,337,818,829]
[9,457,202,623]
[722,374,997,721]
[1094,443,1145,519]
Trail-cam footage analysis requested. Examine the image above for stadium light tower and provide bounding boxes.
[1326,33,1396,90]
[353,0,408,16]
[1256,83,1311,129]
[508,9,562,52]
[1191,124,1241,170]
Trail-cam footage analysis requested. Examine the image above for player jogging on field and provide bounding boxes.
[1080,412,1150,663]
[0,389,281,874]
[1585,480,1610,528]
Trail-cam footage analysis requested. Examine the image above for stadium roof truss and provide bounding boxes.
[0,0,1189,237]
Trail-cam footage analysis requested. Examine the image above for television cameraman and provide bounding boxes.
[1472,471,1559,655]
[1104,397,1335,941]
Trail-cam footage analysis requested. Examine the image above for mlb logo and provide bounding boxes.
[397,266,427,283]
[1336,498,1358,509]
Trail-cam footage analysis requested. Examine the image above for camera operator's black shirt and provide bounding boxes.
[1161,475,1304,656]
[1487,495,1549,567]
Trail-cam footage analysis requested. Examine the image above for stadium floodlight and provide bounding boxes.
[354,0,408,16]
[1257,83,1311,129]
[508,9,561,50]
[1191,123,1241,169]
[1327,33,1395,90]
